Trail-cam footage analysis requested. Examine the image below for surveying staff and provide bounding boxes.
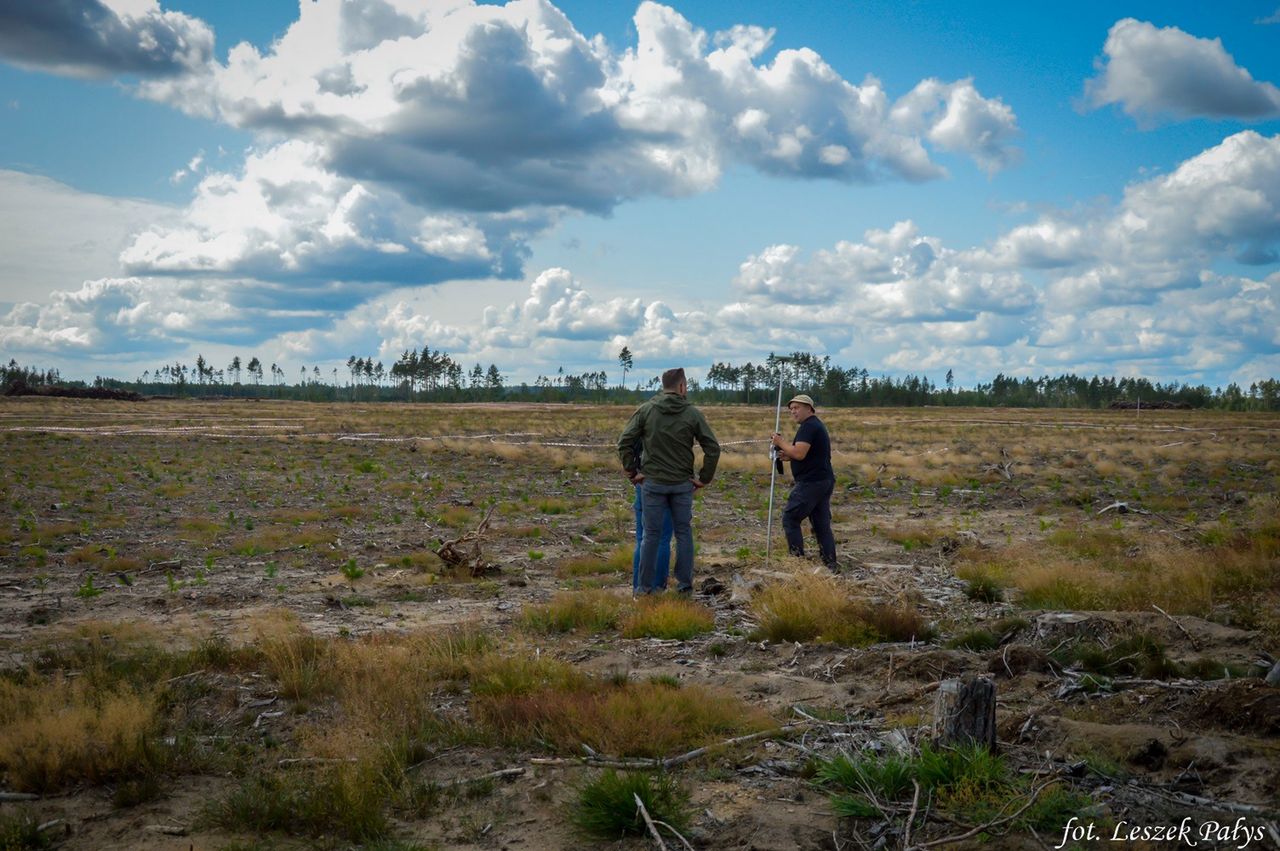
[618,368,720,595]
[770,394,838,571]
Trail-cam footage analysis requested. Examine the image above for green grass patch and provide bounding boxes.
[816,743,1090,834]
[571,770,689,840]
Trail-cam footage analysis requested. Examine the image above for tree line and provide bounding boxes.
[3,352,1278,411]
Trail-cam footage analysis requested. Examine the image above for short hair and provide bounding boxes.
[661,368,685,390]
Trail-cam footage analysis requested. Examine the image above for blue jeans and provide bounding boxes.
[639,480,695,594]
[632,486,673,592]
[783,478,837,569]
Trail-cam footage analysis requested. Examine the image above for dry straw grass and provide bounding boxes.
[557,547,632,577]
[0,676,158,792]
[251,610,334,700]
[474,679,771,758]
[750,569,930,645]
[957,514,1280,620]
[620,596,716,639]
[523,589,626,634]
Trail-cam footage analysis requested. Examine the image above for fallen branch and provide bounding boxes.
[277,757,357,767]
[634,793,670,850]
[655,820,696,851]
[906,776,1058,850]
[0,791,40,802]
[531,722,815,770]
[459,767,525,784]
[436,505,496,576]
[1151,604,1201,650]
[903,779,921,849]
[1166,791,1277,817]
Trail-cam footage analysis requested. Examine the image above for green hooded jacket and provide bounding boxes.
[617,392,720,485]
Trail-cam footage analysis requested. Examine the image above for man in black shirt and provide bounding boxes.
[770,394,838,571]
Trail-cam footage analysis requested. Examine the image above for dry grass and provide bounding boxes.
[437,505,476,527]
[620,596,716,640]
[557,547,632,577]
[523,589,626,633]
[0,676,158,792]
[300,626,493,762]
[957,514,1280,621]
[233,525,336,556]
[474,679,771,757]
[251,610,334,700]
[750,570,930,645]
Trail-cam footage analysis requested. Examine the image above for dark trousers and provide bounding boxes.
[782,477,837,568]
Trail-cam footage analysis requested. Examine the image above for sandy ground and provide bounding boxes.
[1,397,1278,849]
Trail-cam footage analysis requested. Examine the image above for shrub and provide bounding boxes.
[571,770,690,840]
[621,596,715,640]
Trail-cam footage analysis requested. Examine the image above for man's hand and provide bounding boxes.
[690,477,706,489]
[626,469,644,485]
[771,432,787,458]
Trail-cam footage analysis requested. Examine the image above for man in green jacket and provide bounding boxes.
[618,367,720,595]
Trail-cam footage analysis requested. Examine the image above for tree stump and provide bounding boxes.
[933,676,997,752]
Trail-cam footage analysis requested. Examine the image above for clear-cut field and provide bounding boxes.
[1,397,1277,849]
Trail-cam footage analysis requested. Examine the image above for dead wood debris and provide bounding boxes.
[435,505,497,576]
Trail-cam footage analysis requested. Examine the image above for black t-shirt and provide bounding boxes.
[790,415,834,482]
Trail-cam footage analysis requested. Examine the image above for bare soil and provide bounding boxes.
[1,398,1278,850]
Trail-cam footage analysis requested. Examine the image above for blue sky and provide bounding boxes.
[1,0,1278,388]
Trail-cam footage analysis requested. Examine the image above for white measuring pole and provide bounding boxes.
[765,367,786,570]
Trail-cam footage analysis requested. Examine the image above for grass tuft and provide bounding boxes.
[558,547,632,577]
[571,770,689,839]
[203,764,390,843]
[523,589,625,634]
[620,596,715,640]
[751,572,930,645]
[475,679,770,758]
[816,743,1090,832]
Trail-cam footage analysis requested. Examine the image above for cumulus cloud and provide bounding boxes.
[0,277,237,355]
[120,140,531,284]
[0,0,214,79]
[480,267,646,345]
[734,220,1035,321]
[129,0,1016,218]
[0,0,1011,306]
[1085,18,1280,121]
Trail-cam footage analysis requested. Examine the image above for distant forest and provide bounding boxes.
[4,350,1279,411]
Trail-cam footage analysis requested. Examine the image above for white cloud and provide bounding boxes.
[0,0,213,79]
[128,0,1016,221]
[734,220,1034,320]
[119,140,522,282]
[481,267,645,343]
[1086,18,1280,121]
[0,170,175,304]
